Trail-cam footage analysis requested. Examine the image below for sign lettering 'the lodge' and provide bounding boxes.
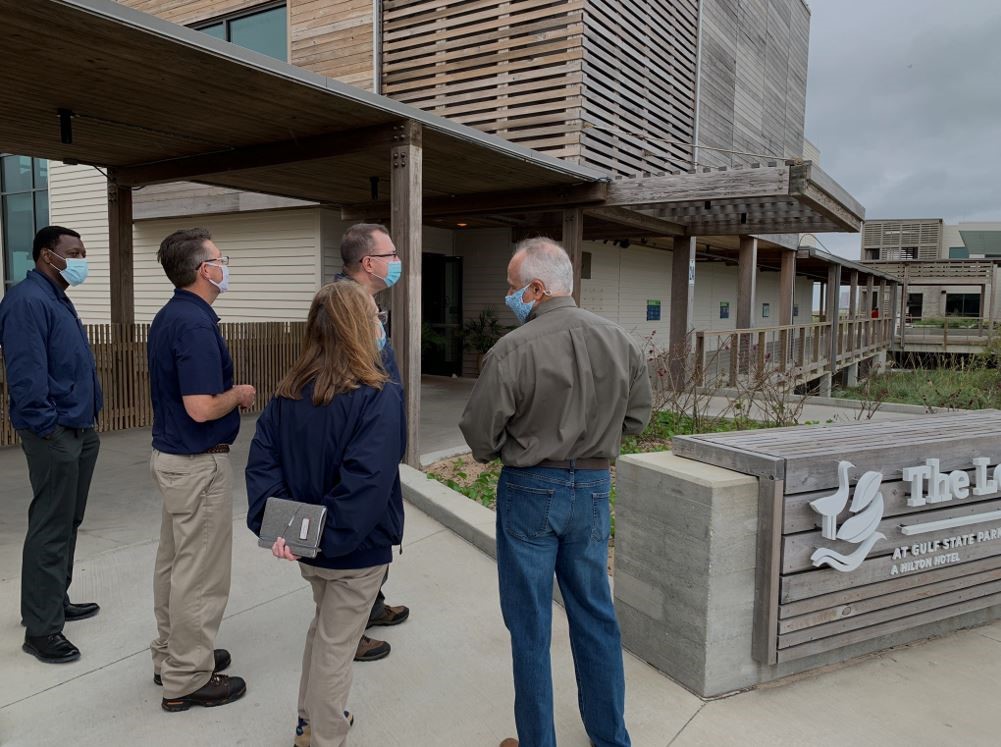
[810,458,1001,575]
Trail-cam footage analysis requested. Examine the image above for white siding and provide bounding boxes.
[133,209,321,322]
[48,163,111,322]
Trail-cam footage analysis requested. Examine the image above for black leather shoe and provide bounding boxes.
[23,633,81,664]
[64,602,100,621]
[154,648,231,686]
[161,674,247,712]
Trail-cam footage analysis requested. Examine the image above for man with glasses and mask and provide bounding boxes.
[0,226,102,664]
[333,223,411,663]
[147,227,255,712]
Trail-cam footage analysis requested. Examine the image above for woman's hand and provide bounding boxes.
[272,537,300,561]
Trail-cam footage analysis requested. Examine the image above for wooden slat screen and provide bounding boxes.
[0,321,306,447]
[381,0,588,162]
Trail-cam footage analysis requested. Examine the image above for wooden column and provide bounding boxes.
[670,236,696,384]
[866,275,875,314]
[107,174,134,325]
[562,208,584,306]
[819,282,827,320]
[849,270,859,319]
[737,236,757,329]
[827,264,840,373]
[778,250,796,326]
[390,121,423,467]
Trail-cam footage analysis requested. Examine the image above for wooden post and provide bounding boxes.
[563,208,584,306]
[779,250,795,369]
[107,174,134,326]
[865,275,875,347]
[827,264,840,373]
[390,121,423,467]
[848,270,859,356]
[819,281,827,320]
[737,236,757,329]
[669,236,696,385]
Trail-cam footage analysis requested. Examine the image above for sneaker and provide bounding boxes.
[154,648,231,686]
[294,713,354,746]
[353,635,390,662]
[161,673,247,712]
[367,604,410,628]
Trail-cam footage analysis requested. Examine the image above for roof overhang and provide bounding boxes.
[603,161,865,236]
[0,0,608,206]
[798,246,898,284]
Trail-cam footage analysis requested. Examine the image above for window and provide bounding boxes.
[900,246,917,260]
[949,246,969,259]
[581,251,592,279]
[1,155,49,289]
[194,3,287,61]
[945,293,981,318]
[906,292,923,319]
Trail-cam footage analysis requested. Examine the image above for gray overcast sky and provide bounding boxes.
[805,0,1001,259]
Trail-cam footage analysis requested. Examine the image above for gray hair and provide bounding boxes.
[157,227,213,288]
[513,237,573,295]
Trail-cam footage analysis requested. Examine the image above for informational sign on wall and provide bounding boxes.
[688,259,696,285]
[720,301,730,320]
[762,302,770,318]
[646,299,661,321]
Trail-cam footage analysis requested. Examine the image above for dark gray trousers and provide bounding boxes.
[18,427,100,637]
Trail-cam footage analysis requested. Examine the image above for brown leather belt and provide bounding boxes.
[536,458,610,470]
[202,444,231,454]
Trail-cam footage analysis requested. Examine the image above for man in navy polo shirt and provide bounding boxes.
[0,226,102,665]
[147,227,255,712]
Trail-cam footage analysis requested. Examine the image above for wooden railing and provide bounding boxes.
[0,322,306,448]
[694,317,894,387]
[896,317,999,352]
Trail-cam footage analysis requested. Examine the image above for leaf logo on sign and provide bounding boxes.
[809,461,886,573]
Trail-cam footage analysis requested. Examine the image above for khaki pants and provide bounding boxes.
[150,450,233,698]
[298,562,387,747]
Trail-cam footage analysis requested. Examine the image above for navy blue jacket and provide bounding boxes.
[0,270,102,437]
[245,374,406,570]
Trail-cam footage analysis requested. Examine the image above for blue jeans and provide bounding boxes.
[496,465,630,747]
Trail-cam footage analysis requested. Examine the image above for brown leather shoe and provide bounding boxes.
[367,604,410,628]
[161,673,247,712]
[353,635,390,662]
[500,740,519,747]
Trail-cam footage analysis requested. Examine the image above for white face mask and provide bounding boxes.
[206,264,229,293]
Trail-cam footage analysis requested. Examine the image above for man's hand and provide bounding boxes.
[234,384,256,409]
[271,537,300,561]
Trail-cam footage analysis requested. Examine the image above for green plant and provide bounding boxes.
[421,322,447,354]
[462,308,511,354]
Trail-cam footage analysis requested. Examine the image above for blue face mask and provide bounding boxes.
[376,322,387,351]
[60,258,89,287]
[382,260,402,288]
[505,284,536,325]
[49,251,88,286]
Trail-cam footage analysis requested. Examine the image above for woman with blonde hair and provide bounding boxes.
[246,281,405,747]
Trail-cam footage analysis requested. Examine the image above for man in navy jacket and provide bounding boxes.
[332,223,410,663]
[0,226,102,664]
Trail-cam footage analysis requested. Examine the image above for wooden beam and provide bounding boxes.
[562,208,584,306]
[604,167,791,208]
[670,237,696,383]
[342,181,608,220]
[737,236,757,329]
[584,205,686,237]
[114,124,399,186]
[779,250,795,326]
[107,173,134,325]
[389,121,422,468]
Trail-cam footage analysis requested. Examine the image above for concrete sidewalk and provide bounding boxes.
[2,396,1000,745]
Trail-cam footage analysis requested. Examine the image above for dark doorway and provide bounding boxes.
[422,253,463,376]
[907,292,923,319]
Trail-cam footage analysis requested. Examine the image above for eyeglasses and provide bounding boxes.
[366,252,399,260]
[200,255,230,267]
[377,310,389,325]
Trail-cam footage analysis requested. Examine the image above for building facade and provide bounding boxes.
[1,0,840,379]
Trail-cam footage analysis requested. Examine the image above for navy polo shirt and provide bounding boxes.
[0,269,103,436]
[148,289,239,454]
